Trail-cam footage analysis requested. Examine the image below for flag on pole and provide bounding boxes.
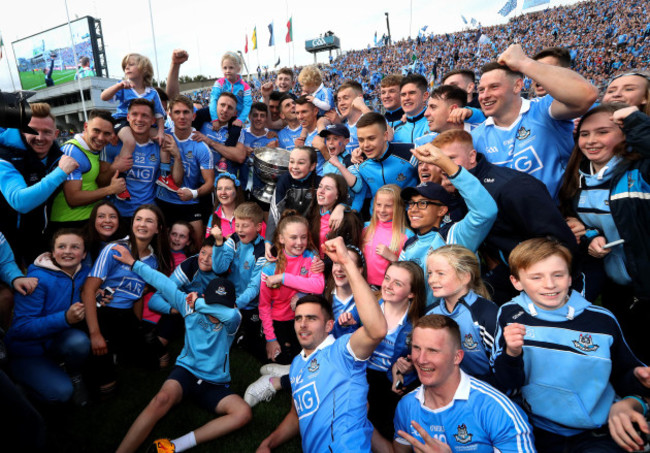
[245,34,248,54]
[268,22,274,47]
[286,17,293,43]
[461,15,468,24]
[498,0,517,17]
[0,32,4,60]
[252,27,257,50]
[471,18,478,26]
[274,57,281,68]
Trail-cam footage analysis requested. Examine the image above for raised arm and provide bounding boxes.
[497,44,598,120]
[323,237,386,359]
[166,49,188,100]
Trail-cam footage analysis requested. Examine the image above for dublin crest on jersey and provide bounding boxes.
[463,334,478,350]
[516,126,531,140]
[572,333,599,352]
[308,358,319,373]
[453,424,473,444]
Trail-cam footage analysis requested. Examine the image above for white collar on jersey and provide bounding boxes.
[299,334,336,360]
[415,370,471,412]
[484,98,532,129]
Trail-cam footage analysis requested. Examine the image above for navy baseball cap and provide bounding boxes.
[319,123,350,139]
[401,182,453,206]
[204,278,237,308]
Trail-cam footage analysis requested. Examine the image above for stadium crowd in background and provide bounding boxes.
[0,0,650,451]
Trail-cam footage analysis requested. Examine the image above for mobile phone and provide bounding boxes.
[602,239,625,249]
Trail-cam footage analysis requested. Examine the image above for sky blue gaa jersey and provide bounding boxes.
[111,86,166,120]
[394,371,535,452]
[278,125,302,150]
[304,129,325,176]
[471,95,574,200]
[345,120,359,154]
[101,140,160,217]
[133,261,241,384]
[199,122,229,164]
[331,291,360,339]
[393,108,429,144]
[90,241,158,309]
[156,129,213,205]
[350,142,419,196]
[290,334,373,452]
[240,127,277,149]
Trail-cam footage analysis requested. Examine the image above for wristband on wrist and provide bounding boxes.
[190,189,199,199]
[624,395,649,417]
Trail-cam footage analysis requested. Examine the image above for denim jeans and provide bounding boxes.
[10,328,90,403]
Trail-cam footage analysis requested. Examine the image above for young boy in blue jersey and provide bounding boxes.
[387,314,535,453]
[257,236,388,453]
[393,74,430,144]
[112,245,251,453]
[319,123,366,212]
[351,112,419,199]
[211,202,267,361]
[491,238,650,452]
[400,142,498,305]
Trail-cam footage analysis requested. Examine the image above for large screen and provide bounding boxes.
[12,16,102,91]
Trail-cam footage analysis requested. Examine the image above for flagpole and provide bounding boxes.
[64,0,88,121]
[147,0,161,84]
[1,41,16,91]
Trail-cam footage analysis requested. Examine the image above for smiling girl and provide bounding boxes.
[259,211,325,365]
[82,204,172,396]
[205,173,248,239]
[425,245,497,378]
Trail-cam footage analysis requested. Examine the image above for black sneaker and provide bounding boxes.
[70,375,89,407]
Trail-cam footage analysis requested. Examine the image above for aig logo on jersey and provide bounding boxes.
[453,424,473,444]
[293,381,320,420]
[511,145,543,175]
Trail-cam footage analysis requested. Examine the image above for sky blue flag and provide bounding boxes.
[498,0,517,16]
[268,22,274,46]
[461,15,468,24]
[523,0,549,8]
[471,18,478,26]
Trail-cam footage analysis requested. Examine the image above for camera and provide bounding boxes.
[0,90,36,134]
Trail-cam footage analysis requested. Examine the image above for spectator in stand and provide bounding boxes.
[380,74,405,130]
[442,69,480,108]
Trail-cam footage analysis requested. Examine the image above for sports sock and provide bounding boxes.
[171,431,197,452]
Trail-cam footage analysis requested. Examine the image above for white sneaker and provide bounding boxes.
[259,363,291,377]
[244,375,277,407]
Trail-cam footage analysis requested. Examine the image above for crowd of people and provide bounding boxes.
[1,2,650,451]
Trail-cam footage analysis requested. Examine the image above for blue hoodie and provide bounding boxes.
[491,290,648,436]
[6,253,90,357]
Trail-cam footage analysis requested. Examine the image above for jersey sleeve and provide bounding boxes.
[259,263,277,341]
[445,168,498,252]
[471,379,536,453]
[90,245,118,280]
[132,261,188,314]
[0,233,23,285]
[209,82,223,122]
[62,144,90,181]
[11,272,69,340]
[489,306,526,394]
[237,87,253,123]
[393,396,415,445]
[194,299,242,334]
[151,91,167,119]
[0,160,67,214]
[236,254,266,309]
[197,142,214,170]
[211,237,236,274]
